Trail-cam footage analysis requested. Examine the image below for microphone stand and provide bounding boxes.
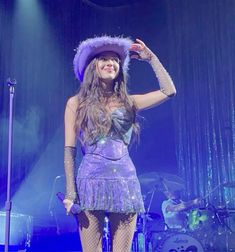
[4,78,17,252]
[48,175,64,217]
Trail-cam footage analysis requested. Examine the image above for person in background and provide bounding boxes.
[162,189,201,231]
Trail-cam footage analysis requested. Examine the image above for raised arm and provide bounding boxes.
[130,39,176,111]
[166,198,201,213]
[63,96,78,213]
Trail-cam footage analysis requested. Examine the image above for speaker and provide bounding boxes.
[0,211,33,249]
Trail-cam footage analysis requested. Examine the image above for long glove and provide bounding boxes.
[64,146,77,202]
[130,38,176,97]
[149,54,176,97]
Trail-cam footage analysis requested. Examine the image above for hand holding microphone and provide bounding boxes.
[57,192,81,215]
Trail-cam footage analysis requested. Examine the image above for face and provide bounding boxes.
[96,52,120,83]
[164,190,181,200]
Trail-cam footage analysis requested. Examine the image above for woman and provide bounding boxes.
[63,36,176,252]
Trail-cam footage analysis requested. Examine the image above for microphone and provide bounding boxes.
[56,192,81,215]
[6,78,17,86]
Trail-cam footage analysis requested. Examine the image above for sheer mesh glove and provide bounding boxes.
[130,38,176,97]
[64,146,77,202]
[149,54,176,97]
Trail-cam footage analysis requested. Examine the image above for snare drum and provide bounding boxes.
[157,232,205,252]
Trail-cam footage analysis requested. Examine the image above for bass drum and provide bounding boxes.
[157,232,205,252]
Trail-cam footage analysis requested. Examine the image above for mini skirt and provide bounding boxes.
[76,151,145,213]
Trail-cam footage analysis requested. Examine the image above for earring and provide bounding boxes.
[114,82,119,93]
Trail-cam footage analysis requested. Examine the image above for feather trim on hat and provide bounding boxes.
[73,35,133,81]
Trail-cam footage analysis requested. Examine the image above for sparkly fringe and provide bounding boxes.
[76,177,145,213]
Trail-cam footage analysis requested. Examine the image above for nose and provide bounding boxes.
[106,59,114,65]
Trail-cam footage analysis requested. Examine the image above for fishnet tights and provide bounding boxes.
[109,212,137,252]
[77,210,137,252]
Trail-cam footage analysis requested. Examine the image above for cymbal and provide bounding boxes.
[161,179,185,191]
[157,171,185,185]
[139,212,162,220]
[138,172,185,192]
[138,172,184,184]
[138,172,162,193]
[138,172,159,185]
[146,212,162,220]
[223,181,235,188]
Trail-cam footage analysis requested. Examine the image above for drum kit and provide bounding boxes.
[129,172,235,252]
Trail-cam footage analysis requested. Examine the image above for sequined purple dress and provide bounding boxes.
[76,107,145,213]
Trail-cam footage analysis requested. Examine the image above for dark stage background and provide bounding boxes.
[0,0,235,251]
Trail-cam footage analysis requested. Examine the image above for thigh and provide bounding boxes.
[109,212,137,252]
[76,210,105,252]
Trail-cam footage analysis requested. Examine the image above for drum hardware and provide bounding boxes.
[137,174,235,251]
[187,205,231,231]
[132,229,146,252]
[223,181,235,188]
[99,214,160,252]
[145,212,162,221]
[134,214,146,252]
[186,183,231,231]
[102,216,111,252]
[146,186,157,215]
[206,203,232,231]
[101,214,152,252]
[131,212,165,252]
[187,204,235,252]
[208,204,234,252]
[140,180,164,252]
[137,172,188,251]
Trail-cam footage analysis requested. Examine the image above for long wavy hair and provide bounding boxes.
[75,57,139,144]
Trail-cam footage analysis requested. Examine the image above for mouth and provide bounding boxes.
[104,67,115,73]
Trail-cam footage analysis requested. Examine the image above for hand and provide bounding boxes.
[192,198,201,206]
[129,38,154,61]
[63,198,74,215]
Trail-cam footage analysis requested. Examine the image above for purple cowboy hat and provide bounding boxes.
[73,35,133,81]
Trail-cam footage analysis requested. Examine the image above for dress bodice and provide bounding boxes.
[82,107,134,160]
[76,106,145,213]
[108,106,134,145]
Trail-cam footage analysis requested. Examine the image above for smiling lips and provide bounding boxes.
[104,67,115,73]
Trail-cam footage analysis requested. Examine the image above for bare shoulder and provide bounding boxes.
[66,95,79,113]
[67,94,79,106]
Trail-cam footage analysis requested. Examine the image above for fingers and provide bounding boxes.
[132,38,146,49]
[135,38,146,46]
[130,38,145,51]
[129,38,152,61]
[63,199,73,214]
[129,38,147,53]
[193,198,201,205]
[129,43,142,52]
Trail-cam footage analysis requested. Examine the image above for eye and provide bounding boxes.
[112,57,120,64]
[98,56,120,64]
[98,56,107,61]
